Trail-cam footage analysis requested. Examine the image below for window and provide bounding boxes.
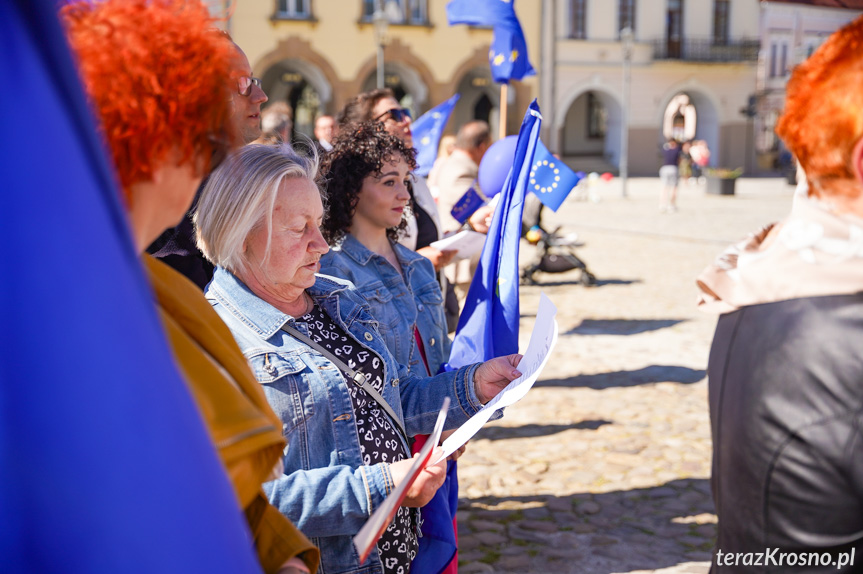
[570,0,587,39]
[713,0,729,45]
[276,0,311,18]
[780,43,788,76]
[362,0,428,25]
[619,0,636,34]
[769,43,778,77]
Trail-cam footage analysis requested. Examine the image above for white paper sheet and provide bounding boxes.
[429,230,486,261]
[353,397,450,564]
[433,292,558,463]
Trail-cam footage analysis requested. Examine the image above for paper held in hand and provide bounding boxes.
[429,230,486,261]
[433,292,559,464]
[353,396,450,564]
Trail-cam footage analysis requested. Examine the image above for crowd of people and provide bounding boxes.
[53,0,863,572]
[61,2,518,573]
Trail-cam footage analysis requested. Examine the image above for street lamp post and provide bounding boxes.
[372,0,401,90]
[620,26,634,199]
[372,2,388,90]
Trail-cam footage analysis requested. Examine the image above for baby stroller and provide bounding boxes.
[520,195,596,286]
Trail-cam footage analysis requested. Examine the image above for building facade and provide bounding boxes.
[545,0,760,176]
[226,1,539,142]
[224,1,859,177]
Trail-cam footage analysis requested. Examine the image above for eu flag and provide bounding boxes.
[447,0,536,84]
[450,186,487,225]
[529,140,583,212]
[412,94,460,176]
[447,100,543,368]
[0,2,261,572]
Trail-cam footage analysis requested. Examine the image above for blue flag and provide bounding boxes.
[0,2,261,572]
[447,100,542,368]
[447,0,536,84]
[529,140,583,212]
[412,93,459,176]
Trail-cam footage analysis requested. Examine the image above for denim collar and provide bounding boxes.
[336,232,427,271]
[209,266,353,340]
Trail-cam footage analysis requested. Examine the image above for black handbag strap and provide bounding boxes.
[281,323,408,442]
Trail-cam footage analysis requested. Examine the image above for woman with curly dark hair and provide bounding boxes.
[319,121,464,574]
[320,122,451,379]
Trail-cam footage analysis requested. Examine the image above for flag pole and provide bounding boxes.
[499,83,508,139]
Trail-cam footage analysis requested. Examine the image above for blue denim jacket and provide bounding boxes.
[205,267,488,574]
[320,234,451,377]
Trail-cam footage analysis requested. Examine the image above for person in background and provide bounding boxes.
[690,139,710,182]
[679,140,693,185]
[435,120,493,236]
[659,138,680,213]
[195,143,523,574]
[257,102,293,145]
[435,120,494,301]
[147,37,268,290]
[427,133,457,195]
[314,114,335,152]
[697,15,863,572]
[62,2,317,572]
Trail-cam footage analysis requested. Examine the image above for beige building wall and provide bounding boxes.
[550,0,759,176]
[228,1,540,138]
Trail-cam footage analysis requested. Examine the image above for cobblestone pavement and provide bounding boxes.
[454,178,796,574]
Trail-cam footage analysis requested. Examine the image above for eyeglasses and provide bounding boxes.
[374,107,411,123]
[236,76,262,97]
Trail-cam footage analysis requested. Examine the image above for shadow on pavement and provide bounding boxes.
[565,318,686,336]
[593,278,641,287]
[474,420,613,441]
[458,478,716,574]
[534,365,706,389]
[525,277,642,288]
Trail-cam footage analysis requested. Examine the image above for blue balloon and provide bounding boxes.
[478,135,518,198]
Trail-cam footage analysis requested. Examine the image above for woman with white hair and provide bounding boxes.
[195,144,522,574]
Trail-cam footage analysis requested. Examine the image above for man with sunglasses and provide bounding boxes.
[148,42,268,290]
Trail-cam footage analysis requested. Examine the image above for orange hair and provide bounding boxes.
[62,0,238,200]
[775,15,863,196]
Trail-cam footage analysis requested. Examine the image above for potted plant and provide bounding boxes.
[704,167,743,195]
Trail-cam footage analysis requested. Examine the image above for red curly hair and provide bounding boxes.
[61,0,238,201]
[776,16,863,196]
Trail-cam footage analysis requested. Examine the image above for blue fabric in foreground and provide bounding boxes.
[0,2,261,572]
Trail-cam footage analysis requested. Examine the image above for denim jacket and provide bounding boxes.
[206,267,489,574]
[320,234,451,377]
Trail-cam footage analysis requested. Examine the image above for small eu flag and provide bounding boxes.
[411,94,460,176]
[529,140,583,212]
[450,186,486,225]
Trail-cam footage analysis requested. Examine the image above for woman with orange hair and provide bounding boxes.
[697,16,863,571]
[62,1,318,572]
